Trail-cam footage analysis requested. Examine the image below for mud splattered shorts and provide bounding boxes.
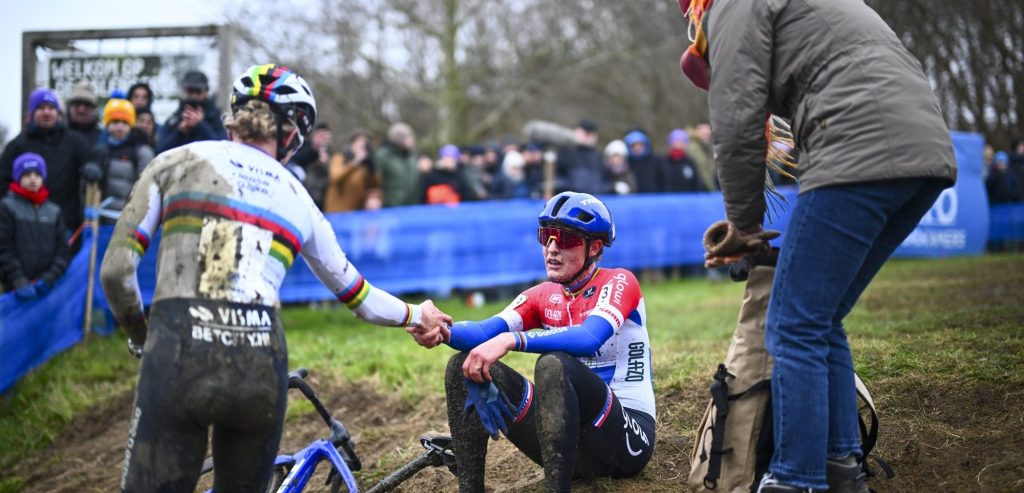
[119,297,288,493]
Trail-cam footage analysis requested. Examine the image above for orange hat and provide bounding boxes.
[103,98,136,127]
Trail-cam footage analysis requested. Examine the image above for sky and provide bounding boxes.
[2,0,226,138]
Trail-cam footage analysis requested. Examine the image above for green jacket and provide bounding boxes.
[374,143,420,207]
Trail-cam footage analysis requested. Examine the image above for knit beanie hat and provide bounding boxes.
[438,144,460,161]
[668,128,690,146]
[13,152,47,181]
[27,88,63,116]
[103,98,137,127]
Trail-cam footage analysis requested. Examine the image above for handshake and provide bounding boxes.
[406,300,453,348]
[703,220,780,268]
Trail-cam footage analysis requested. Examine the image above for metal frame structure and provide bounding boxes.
[20,25,234,129]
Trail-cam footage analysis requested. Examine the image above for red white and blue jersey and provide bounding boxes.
[497,268,655,418]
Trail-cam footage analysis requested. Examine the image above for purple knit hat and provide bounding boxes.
[438,144,461,161]
[13,152,47,181]
[668,128,689,146]
[27,88,63,117]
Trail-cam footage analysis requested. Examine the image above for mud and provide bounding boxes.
[9,369,1022,492]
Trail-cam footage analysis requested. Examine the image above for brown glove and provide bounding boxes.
[703,220,780,267]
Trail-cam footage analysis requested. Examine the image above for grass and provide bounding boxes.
[1,254,1022,490]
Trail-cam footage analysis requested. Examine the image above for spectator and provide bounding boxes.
[127,82,155,110]
[522,142,546,198]
[625,129,667,193]
[95,98,155,223]
[664,128,704,192]
[292,123,333,208]
[555,120,605,194]
[0,88,99,235]
[986,151,1020,204]
[416,153,434,176]
[0,153,69,299]
[459,146,490,201]
[66,81,102,146]
[375,122,420,207]
[422,144,466,205]
[134,107,158,148]
[1011,140,1024,199]
[604,139,637,195]
[688,123,718,190]
[324,129,380,213]
[156,70,227,153]
[492,151,531,199]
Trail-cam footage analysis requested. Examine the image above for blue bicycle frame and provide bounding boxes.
[272,439,359,493]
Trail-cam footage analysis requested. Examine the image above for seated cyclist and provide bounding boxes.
[415,192,656,492]
[100,64,451,493]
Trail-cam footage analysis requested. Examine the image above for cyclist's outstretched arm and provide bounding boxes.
[301,212,451,330]
[99,152,171,347]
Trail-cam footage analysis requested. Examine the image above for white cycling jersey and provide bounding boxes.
[100,140,419,341]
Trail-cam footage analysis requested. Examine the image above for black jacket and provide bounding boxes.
[156,98,228,153]
[631,154,669,194]
[68,119,102,147]
[665,154,705,192]
[0,191,69,288]
[556,145,606,195]
[0,125,93,232]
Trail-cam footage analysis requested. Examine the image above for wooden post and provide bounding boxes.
[542,150,556,200]
[82,183,101,342]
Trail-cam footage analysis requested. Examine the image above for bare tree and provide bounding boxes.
[868,0,1024,149]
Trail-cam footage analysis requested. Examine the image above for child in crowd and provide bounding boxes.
[0,153,70,299]
[96,98,155,223]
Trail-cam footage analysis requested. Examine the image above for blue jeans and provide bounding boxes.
[766,178,948,489]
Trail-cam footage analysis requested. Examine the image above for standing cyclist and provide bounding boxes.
[416,192,656,492]
[100,64,452,493]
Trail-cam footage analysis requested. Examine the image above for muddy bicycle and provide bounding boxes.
[199,368,457,493]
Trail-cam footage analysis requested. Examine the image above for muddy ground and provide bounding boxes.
[8,371,1022,492]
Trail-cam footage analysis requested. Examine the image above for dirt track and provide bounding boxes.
[9,369,1023,492]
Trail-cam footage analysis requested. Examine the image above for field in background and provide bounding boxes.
[1,254,1022,492]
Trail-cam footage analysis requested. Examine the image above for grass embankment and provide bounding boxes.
[1,254,1022,491]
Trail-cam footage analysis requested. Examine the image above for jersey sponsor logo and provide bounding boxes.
[120,405,143,490]
[508,294,529,310]
[524,326,569,340]
[549,293,563,304]
[625,341,645,382]
[543,308,563,321]
[583,286,597,299]
[188,305,214,323]
[217,307,273,328]
[595,306,623,327]
[621,407,651,457]
[191,325,273,347]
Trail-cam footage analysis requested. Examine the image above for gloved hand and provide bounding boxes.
[464,379,515,440]
[15,281,37,300]
[32,279,52,297]
[703,220,780,267]
[82,162,103,183]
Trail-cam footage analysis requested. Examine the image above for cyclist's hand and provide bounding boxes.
[417,299,453,336]
[406,323,448,348]
[463,333,515,383]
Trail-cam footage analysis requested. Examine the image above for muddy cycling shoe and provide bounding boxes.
[756,473,815,493]
[825,457,869,493]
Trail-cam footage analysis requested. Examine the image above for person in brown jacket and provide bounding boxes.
[680,1,957,492]
[323,130,381,213]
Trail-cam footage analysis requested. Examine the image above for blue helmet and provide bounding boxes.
[539,192,615,246]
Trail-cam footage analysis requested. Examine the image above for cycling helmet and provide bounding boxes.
[539,191,615,246]
[230,64,317,158]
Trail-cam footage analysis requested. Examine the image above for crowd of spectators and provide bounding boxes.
[291,118,723,214]
[3,66,1023,296]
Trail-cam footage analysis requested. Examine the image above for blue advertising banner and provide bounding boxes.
[894,131,989,257]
